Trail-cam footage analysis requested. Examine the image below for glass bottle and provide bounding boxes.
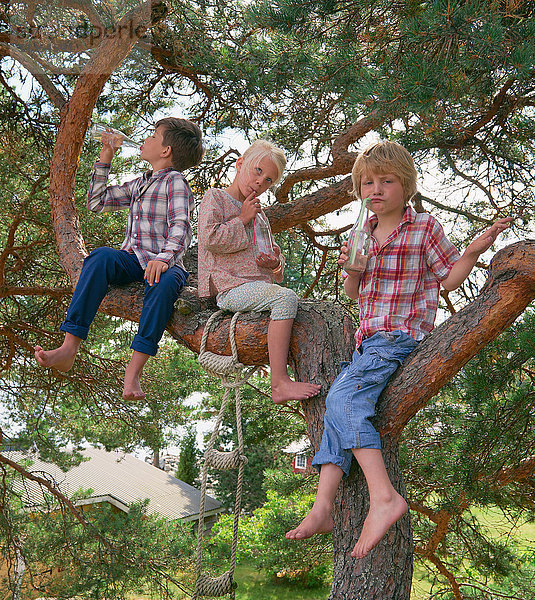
[253,212,275,257]
[88,123,141,149]
[345,198,370,274]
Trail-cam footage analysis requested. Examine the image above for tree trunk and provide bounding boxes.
[152,446,160,469]
[329,444,412,599]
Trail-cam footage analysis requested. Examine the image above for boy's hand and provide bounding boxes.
[339,244,367,274]
[99,132,118,163]
[239,192,261,225]
[338,244,350,266]
[467,217,513,256]
[144,260,168,286]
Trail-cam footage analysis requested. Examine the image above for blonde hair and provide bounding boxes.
[241,139,287,185]
[351,140,417,204]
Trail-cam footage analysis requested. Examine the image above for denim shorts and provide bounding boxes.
[312,330,418,476]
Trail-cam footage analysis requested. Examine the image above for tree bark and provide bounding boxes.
[48,0,167,280]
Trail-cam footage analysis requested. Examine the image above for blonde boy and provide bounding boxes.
[286,140,511,558]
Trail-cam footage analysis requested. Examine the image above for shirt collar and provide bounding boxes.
[144,167,176,180]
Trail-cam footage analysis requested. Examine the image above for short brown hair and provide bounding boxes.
[155,117,205,171]
[351,140,417,204]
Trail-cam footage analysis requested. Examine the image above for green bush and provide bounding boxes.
[208,489,332,588]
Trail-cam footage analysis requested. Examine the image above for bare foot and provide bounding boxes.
[272,379,321,405]
[34,345,77,372]
[285,505,333,540]
[351,492,408,559]
[123,369,146,401]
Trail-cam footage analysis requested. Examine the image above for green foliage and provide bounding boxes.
[175,425,200,486]
[208,488,331,587]
[4,500,197,600]
[402,307,535,597]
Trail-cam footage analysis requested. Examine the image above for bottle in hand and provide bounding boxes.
[345,198,370,274]
[89,123,140,150]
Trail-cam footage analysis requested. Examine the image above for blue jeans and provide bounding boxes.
[312,330,418,476]
[60,247,188,356]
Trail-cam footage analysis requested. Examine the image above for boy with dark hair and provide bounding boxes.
[286,140,511,559]
[35,118,204,400]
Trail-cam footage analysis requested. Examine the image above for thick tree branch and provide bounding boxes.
[379,240,535,441]
[48,1,168,281]
[275,113,383,204]
[267,177,354,233]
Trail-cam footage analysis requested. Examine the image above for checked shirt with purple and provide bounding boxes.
[87,162,194,270]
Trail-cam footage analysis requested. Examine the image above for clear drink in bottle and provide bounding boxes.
[88,123,141,149]
[253,212,275,258]
[345,198,370,274]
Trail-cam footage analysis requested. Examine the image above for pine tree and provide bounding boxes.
[1,1,534,598]
[175,426,200,486]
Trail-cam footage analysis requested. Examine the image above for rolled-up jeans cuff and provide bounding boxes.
[312,451,353,477]
[352,432,382,450]
[60,321,89,341]
[130,336,158,356]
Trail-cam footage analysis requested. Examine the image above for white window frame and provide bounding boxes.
[295,453,307,470]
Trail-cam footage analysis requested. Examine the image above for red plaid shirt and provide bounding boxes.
[354,206,460,348]
[87,162,194,270]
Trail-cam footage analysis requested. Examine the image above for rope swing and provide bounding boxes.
[193,311,258,599]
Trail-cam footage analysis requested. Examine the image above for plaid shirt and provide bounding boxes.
[355,206,460,348]
[87,162,194,270]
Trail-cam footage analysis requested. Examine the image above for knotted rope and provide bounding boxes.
[193,311,257,599]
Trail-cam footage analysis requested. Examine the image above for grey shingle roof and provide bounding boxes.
[5,446,222,521]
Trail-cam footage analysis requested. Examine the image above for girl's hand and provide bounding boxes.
[255,251,280,270]
[239,192,261,225]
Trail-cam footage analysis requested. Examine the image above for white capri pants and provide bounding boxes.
[216,281,298,320]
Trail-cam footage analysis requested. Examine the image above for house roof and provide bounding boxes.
[282,438,311,454]
[5,446,222,522]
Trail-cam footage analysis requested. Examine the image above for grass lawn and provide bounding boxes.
[233,563,331,600]
[471,505,535,550]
